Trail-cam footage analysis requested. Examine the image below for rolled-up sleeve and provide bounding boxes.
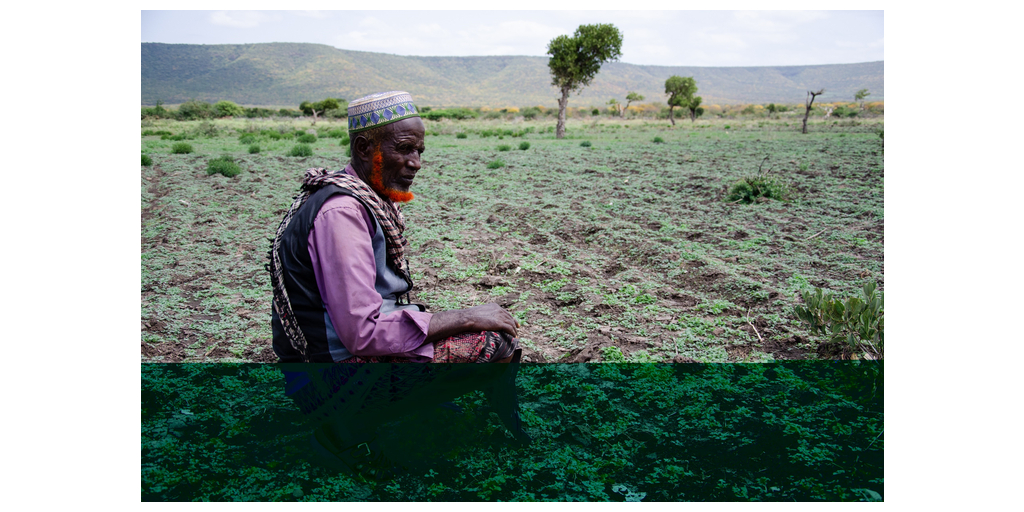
[307,194,433,360]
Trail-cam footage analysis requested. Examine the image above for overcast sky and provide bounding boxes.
[141,10,883,67]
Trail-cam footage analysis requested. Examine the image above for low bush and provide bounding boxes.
[214,100,244,118]
[288,144,314,157]
[519,142,530,150]
[340,135,350,146]
[326,129,346,138]
[652,136,665,143]
[171,142,193,154]
[487,159,505,169]
[238,134,257,145]
[725,156,789,204]
[422,108,478,121]
[206,155,242,177]
[794,281,884,358]
[142,130,172,137]
[456,133,467,139]
[141,154,153,166]
[497,144,511,152]
[248,144,260,154]
[297,133,318,143]
[580,141,592,148]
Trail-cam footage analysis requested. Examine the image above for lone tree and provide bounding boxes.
[854,88,871,109]
[299,98,343,125]
[686,95,704,122]
[802,89,825,134]
[547,23,623,139]
[665,76,698,126]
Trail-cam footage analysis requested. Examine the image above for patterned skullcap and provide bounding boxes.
[347,91,420,134]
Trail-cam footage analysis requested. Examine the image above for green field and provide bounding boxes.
[141,115,883,363]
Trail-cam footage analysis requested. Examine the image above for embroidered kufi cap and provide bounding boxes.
[347,91,420,134]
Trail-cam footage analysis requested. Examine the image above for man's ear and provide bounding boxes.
[352,134,373,165]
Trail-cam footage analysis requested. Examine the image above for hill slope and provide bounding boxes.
[142,42,883,107]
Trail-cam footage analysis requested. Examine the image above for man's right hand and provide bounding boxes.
[425,303,519,343]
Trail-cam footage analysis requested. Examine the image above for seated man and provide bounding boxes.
[267,91,526,479]
[268,90,520,363]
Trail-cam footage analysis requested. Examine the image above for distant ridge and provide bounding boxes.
[142,42,883,107]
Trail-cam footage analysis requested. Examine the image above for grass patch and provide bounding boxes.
[206,155,242,177]
[456,133,468,139]
[170,142,193,154]
[248,144,260,154]
[519,141,531,150]
[288,144,314,157]
[238,134,256,145]
[652,136,665,143]
[141,154,153,166]
[487,159,506,169]
[497,144,511,152]
[580,141,592,147]
[297,133,317,143]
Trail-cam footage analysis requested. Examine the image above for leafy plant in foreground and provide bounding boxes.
[794,281,884,358]
[171,142,193,154]
[288,144,314,157]
[206,155,242,177]
[141,154,153,166]
[726,155,789,204]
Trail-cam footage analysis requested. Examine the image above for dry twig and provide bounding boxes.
[746,310,764,343]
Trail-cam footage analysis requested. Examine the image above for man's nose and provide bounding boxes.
[407,153,421,171]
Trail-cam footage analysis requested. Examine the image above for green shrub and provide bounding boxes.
[580,141,592,148]
[798,163,809,171]
[206,155,242,177]
[487,159,505,169]
[141,154,153,166]
[248,144,260,154]
[497,144,511,152]
[171,142,193,154]
[794,282,884,358]
[456,133,468,139]
[726,176,788,204]
[340,135,350,146]
[652,136,665,143]
[142,130,172,137]
[177,99,215,120]
[591,108,600,116]
[480,129,494,138]
[726,157,789,204]
[213,100,244,118]
[326,129,346,138]
[288,144,314,157]
[297,133,318,143]
[519,142,531,150]
[238,134,256,145]
[422,108,478,121]
[187,121,219,138]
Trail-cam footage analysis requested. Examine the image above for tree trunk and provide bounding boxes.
[690,108,696,122]
[803,89,824,134]
[668,106,676,126]
[556,86,570,139]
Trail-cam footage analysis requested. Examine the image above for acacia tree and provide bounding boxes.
[665,76,697,126]
[802,89,825,134]
[299,98,343,125]
[686,95,704,122]
[854,88,871,109]
[622,92,644,118]
[547,24,623,139]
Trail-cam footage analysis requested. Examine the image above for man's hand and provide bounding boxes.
[426,303,519,343]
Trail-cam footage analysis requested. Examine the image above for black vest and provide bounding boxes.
[271,185,411,362]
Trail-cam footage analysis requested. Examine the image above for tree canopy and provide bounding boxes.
[547,23,623,138]
[547,24,623,94]
[665,76,699,125]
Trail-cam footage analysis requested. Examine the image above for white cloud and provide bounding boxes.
[208,11,271,29]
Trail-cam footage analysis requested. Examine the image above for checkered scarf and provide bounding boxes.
[268,167,413,361]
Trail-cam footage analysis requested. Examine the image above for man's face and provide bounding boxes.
[369,117,426,203]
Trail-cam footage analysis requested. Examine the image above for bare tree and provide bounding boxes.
[802,89,825,134]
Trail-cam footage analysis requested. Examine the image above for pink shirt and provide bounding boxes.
[306,174,433,360]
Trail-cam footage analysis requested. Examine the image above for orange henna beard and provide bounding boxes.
[369,146,414,203]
